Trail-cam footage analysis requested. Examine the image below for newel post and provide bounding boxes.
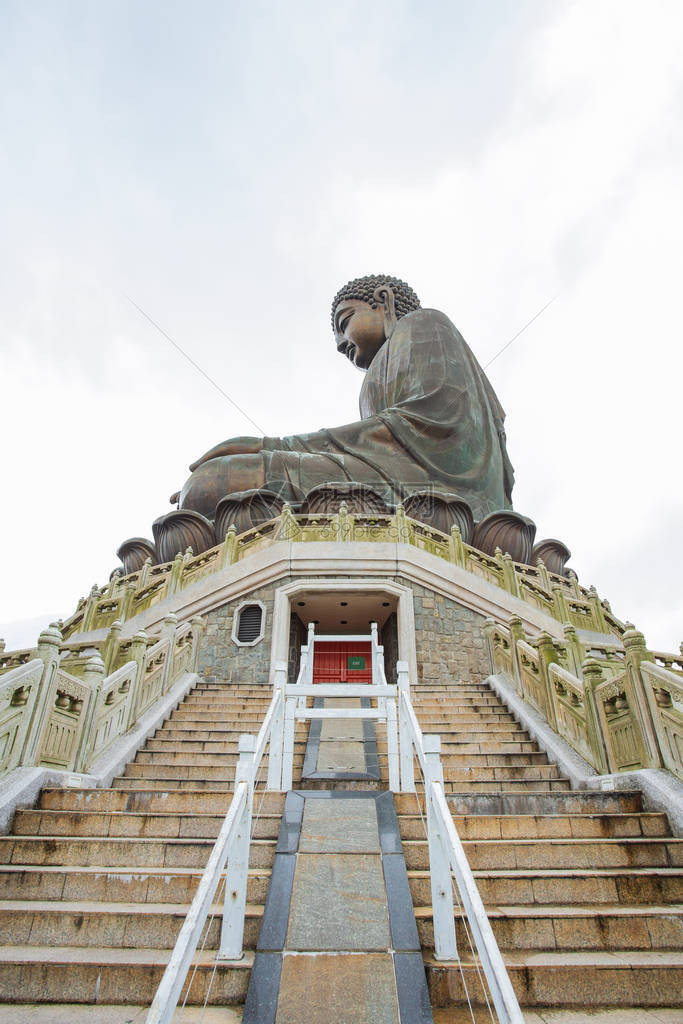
[483,617,497,677]
[102,619,122,674]
[139,556,152,589]
[219,525,238,568]
[562,622,585,678]
[499,551,520,599]
[508,616,525,693]
[424,734,458,960]
[622,627,661,768]
[161,613,178,693]
[397,660,415,792]
[125,630,150,729]
[167,551,185,595]
[74,653,107,772]
[536,631,560,731]
[268,660,287,790]
[277,503,297,541]
[190,616,205,673]
[219,733,255,961]
[448,525,467,568]
[551,584,571,626]
[21,624,63,765]
[580,658,611,774]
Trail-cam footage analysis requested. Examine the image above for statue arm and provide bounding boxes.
[262,415,395,455]
[189,436,264,472]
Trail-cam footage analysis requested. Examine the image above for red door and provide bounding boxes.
[313,642,372,684]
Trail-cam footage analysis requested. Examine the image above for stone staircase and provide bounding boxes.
[0,674,680,1020]
[0,681,307,1010]
[396,680,683,1013]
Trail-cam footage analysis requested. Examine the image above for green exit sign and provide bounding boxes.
[347,655,366,671]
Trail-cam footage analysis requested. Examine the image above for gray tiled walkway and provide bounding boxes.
[243,790,429,1024]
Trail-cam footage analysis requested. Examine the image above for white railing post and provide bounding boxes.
[386,695,399,792]
[218,734,255,960]
[370,621,379,684]
[281,689,297,791]
[397,661,415,792]
[306,622,315,685]
[267,661,286,790]
[424,734,458,960]
[297,645,309,711]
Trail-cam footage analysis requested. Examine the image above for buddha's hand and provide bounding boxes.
[189,436,263,472]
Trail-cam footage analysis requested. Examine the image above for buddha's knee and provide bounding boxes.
[179,454,266,519]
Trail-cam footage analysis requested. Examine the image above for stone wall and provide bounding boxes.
[403,580,491,685]
[197,572,491,687]
[198,581,282,685]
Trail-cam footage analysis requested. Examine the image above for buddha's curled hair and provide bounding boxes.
[331,275,421,330]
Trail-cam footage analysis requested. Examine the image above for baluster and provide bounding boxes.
[219,734,255,960]
[281,692,296,791]
[424,734,458,960]
[397,661,415,792]
[268,661,287,790]
[385,696,399,792]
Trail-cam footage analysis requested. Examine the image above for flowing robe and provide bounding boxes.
[257,308,514,520]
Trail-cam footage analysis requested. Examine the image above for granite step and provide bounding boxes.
[0,899,264,948]
[0,836,276,869]
[12,809,282,840]
[39,788,286,814]
[414,903,683,951]
[402,837,682,871]
[144,739,307,753]
[431,1009,683,1023]
[415,712,518,724]
[425,950,683,1007]
[442,791,645,816]
[0,1003,242,1021]
[133,751,306,767]
[407,866,683,906]
[112,778,247,792]
[397,812,670,840]
[0,865,271,904]
[439,779,572,793]
[0,945,252,1005]
[437,740,541,754]
[428,728,530,742]
[168,711,273,723]
[442,765,563,782]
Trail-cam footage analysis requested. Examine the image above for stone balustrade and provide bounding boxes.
[0,616,204,779]
[49,505,623,642]
[486,617,683,781]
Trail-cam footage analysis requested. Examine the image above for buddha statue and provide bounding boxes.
[175,274,514,522]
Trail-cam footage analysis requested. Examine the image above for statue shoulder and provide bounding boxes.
[391,307,462,345]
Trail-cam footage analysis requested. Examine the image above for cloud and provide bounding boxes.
[0,0,681,653]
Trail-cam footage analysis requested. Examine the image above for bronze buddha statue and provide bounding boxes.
[175,274,514,522]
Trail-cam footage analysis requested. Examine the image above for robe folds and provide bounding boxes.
[260,308,514,521]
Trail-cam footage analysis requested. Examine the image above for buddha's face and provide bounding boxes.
[333,299,387,370]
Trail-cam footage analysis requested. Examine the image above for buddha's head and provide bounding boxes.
[331,274,421,369]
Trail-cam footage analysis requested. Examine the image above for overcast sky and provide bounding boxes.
[1,0,681,655]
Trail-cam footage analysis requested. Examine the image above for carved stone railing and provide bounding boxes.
[640,661,683,781]
[54,505,624,642]
[0,660,44,776]
[487,618,682,781]
[0,616,204,781]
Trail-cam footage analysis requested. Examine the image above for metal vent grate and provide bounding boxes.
[237,604,263,643]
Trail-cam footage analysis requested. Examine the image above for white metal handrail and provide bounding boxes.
[396,660,524,1024]
[277,623,399,790]
[146,780,248,1024]
[146,662,287,1024]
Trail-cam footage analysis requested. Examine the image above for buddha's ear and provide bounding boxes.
[373,285,397,339]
